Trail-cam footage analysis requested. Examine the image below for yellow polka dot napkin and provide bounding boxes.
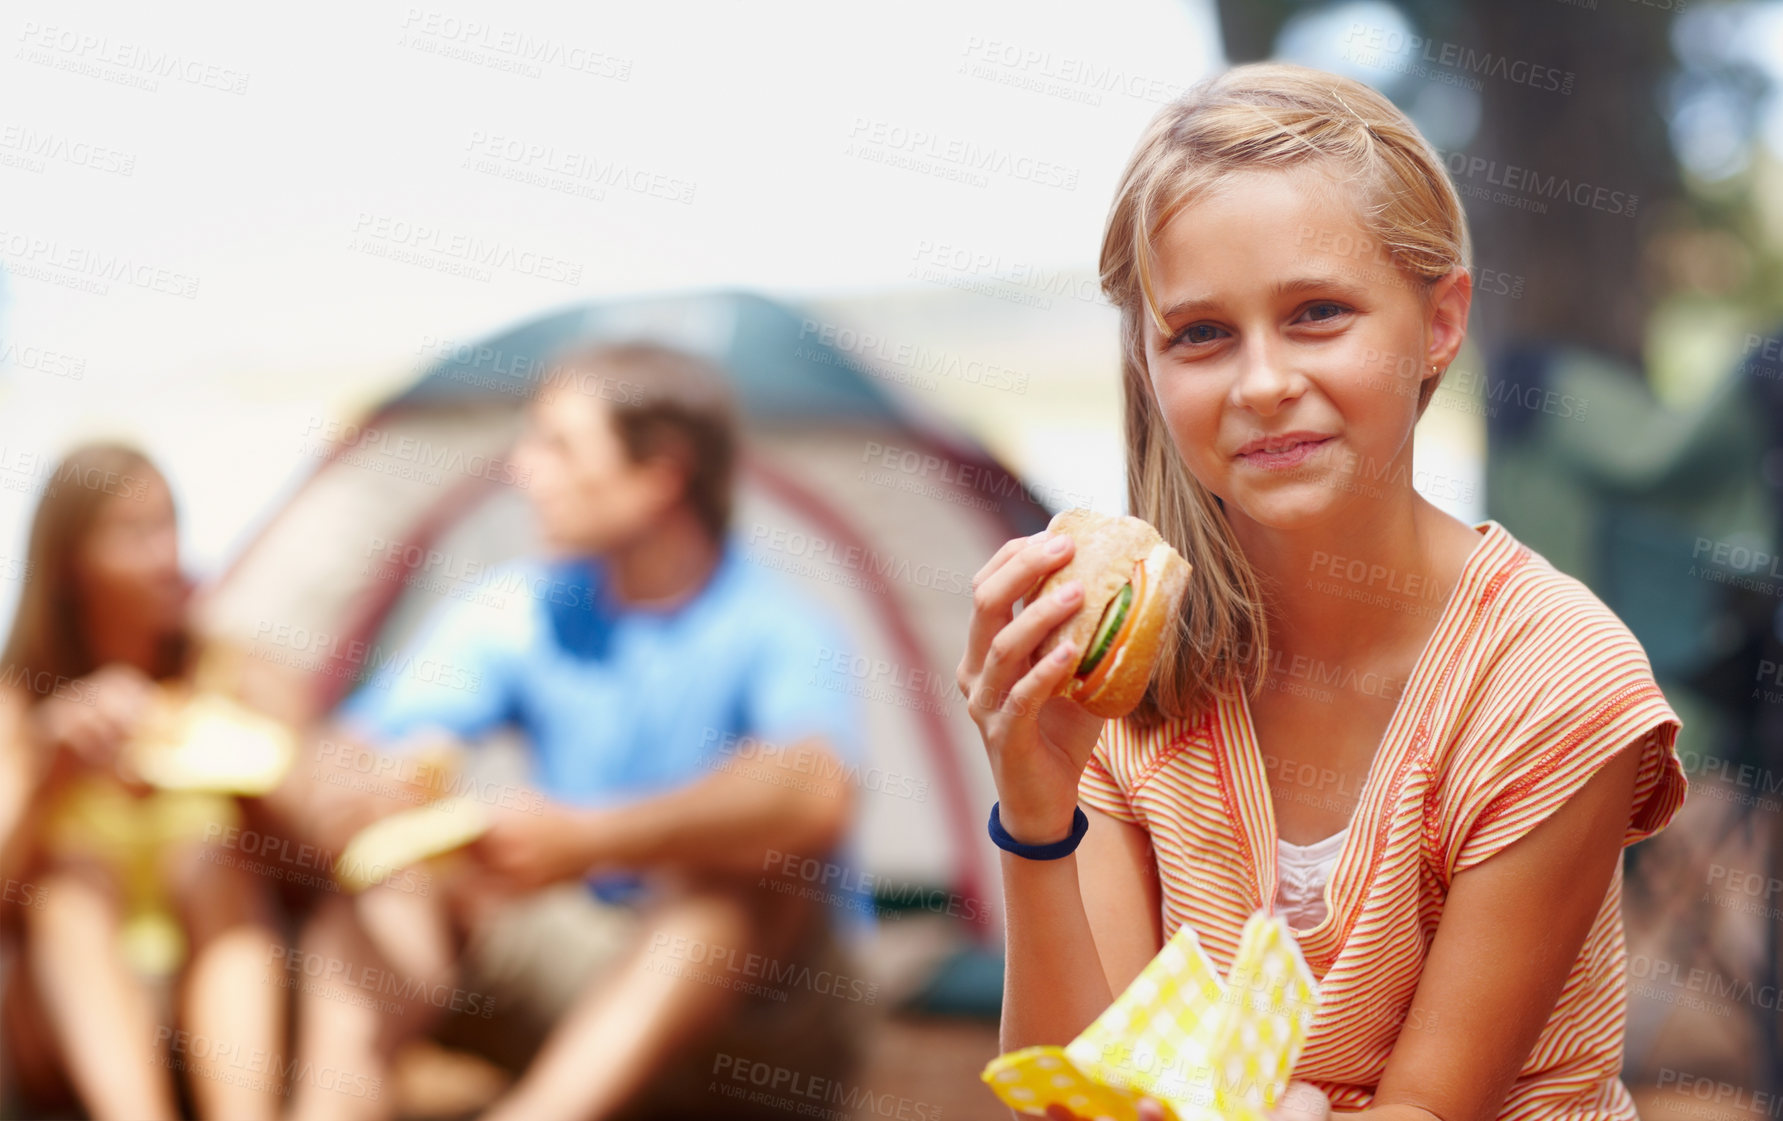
[981,911,1320,1120]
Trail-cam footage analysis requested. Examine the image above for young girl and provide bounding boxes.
[0,444,287,1121]
[957,63,1685,1120]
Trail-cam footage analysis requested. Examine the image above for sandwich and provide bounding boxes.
[334,796,490,893]
[126,687,296,796]
[1031,508,1192,719]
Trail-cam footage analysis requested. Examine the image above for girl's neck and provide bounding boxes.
[1229,493,1476,659]
[83,622,173,679]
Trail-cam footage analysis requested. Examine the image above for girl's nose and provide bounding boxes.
[1231,344,1301,415]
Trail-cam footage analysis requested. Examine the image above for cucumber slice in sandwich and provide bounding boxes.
[1076,583,1134,676]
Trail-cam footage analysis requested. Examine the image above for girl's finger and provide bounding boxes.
[961,533,1049,679]
[958,535,1039,690]
[972,532,1044,591]
[1270,1082,1332,1120]
[972,577,1085,717]
[65,724,105,767]
[94,706,132,744]
[962,532,1075,680]
[983,634,1079,726]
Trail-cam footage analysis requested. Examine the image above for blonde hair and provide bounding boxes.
[1101,61,1472,727]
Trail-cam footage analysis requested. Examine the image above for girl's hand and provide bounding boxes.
[1270,1082,1333,1120]
[31,663,155,771]
[956,530,1105,844]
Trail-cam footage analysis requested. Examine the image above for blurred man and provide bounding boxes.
[286,343,870,1121]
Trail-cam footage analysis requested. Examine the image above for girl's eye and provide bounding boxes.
[1301,301,1349,323]
[1169,323,1225,348]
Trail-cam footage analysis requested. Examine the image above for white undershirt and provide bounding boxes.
[1274,827,1350,932]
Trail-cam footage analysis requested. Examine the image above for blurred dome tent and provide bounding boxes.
[194,290,1054,957]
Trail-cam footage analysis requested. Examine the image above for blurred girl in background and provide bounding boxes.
[0,443,286,1121]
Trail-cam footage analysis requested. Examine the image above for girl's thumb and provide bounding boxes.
[1271,1082,1332,1120]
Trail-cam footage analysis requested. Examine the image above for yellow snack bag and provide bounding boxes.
[982,911,1319,1120]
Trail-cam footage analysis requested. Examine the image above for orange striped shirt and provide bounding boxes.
[1078,518,1686,1117]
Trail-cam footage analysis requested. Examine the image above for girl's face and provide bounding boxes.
[76,471,188,638]
[1143,164,1469,533]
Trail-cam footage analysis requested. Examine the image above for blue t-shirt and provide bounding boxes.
[339,535,873,925]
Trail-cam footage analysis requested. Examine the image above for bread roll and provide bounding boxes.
[1032,508,1192,718]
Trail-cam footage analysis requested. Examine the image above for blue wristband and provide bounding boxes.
[988,802,1089,860]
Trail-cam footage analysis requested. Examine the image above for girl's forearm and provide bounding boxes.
[0,736,34,885]
[998,849,1116,1054]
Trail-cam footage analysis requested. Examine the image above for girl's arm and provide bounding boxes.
[1346,738,1646,1121]
[1077,805,1166,996]
[0,692,36,886]
[999,841,1116,1052]
[0,685,106,886]
[957,529,1135,1053]
[1000,806,1165,1055]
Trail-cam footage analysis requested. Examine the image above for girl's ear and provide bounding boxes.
[1424,267,1473,375]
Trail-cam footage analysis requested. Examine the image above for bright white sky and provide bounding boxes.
[0,0,1226,633]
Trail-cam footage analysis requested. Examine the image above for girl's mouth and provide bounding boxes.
[1236,435,1334,470]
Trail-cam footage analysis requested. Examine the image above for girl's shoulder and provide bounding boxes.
[1091,702,1219,788]
[1425,523,1685,876]
[1463,523,1661,711]
[1081,706,1217,826]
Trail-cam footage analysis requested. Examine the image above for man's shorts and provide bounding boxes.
[433,882,872,1119]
